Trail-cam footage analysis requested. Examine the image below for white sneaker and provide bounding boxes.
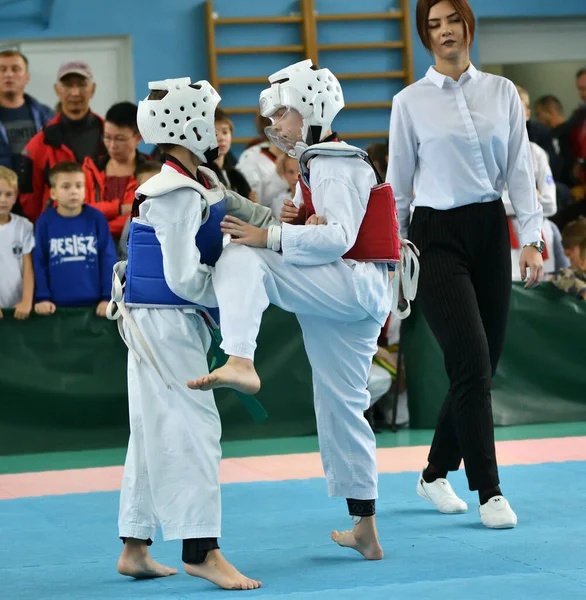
[416,472,468,514]
[479,496,517,529]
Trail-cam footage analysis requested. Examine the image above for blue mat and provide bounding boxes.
[1,462,585,599]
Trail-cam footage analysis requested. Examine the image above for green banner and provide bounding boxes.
[0,306,314,456]
[402,282,586,429]
[2,283,585,456]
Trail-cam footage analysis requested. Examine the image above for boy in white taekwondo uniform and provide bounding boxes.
[188,60,419,560]
[107,78,276,590]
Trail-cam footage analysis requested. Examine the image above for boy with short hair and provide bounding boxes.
[32,161,117,316]
[272,153,300,221]
[552,217,586,300]
[0,165,34,319]
[366,143,388,181]
[236,110,289,213]
[210,108,255,201]
[135,159,163,187]
[276,153,299,195]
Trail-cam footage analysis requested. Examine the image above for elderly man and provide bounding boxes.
[0,49,53,172]
[19,61,106,222]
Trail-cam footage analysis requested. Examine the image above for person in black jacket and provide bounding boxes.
[534,95,579,188]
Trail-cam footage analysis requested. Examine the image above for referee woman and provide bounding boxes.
[387,0,544,529]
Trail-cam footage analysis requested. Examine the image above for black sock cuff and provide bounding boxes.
[346,498,376,518]
[182,537,219,564]
[479,486,502,506]
[422,466,448,483]
[120,536,153,546]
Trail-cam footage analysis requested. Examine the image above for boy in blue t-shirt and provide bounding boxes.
[33,161,117,316]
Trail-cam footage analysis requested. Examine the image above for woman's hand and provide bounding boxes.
[221,215,268,248]
[519,246,544,288]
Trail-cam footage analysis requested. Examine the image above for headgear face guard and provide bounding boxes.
[259,59,344,156]
[263,107,305,157]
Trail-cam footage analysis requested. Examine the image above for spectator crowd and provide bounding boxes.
[1,48,586,432]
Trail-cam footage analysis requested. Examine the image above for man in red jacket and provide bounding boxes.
[19,61,106,222]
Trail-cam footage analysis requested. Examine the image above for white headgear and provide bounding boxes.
[259,59,344,147]
[137,77,221,163]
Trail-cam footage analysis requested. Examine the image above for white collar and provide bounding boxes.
[426,63,479,88]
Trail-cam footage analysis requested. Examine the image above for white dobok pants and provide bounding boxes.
[213,244,383,500]
[118,308,222,542]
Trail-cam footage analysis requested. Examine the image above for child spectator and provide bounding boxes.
[517,85,558,177]
[276,153,298,195]
[118,160,162,259]
[33,162,117,316]
[236,113,288,215]
[552,217,586,300]
[134,160,163,194]
[364,347,394,434]
[83,102,150,240]
[0,165,34,319]
[271,153,299,220]
[366,142,388,181]
[207,108,256,201]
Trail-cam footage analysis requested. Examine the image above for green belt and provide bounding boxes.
[207,327,268,423]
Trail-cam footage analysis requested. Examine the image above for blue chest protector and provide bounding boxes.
[124,195,225,324]
[108,166,268,423]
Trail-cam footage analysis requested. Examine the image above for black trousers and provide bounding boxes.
[409,200,512,491]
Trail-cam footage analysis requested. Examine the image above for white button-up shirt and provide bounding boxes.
[386,64,543,248]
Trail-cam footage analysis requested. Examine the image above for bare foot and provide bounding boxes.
[117,538,177,579]
[184,549,261,590]
[331,516,384,560]
[187,357,261,394]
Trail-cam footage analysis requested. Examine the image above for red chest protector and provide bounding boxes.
[297,142,401,264]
